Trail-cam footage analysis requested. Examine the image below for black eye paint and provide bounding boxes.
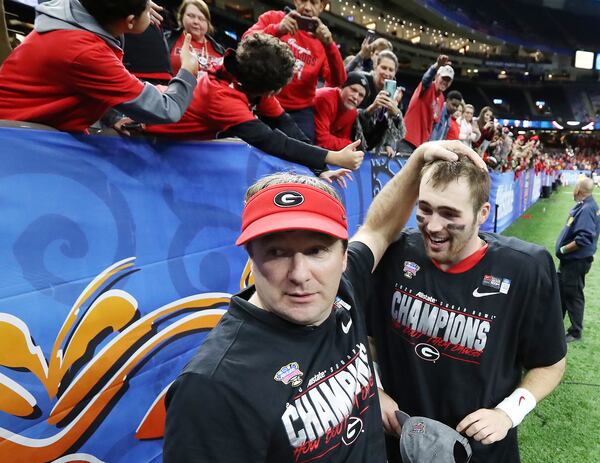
[416,214,424,223]
[447,223,466,231]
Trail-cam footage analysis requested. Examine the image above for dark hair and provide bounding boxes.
[420,157,490,215]
[80,0,148,27]
[232,33,295,96]
[447,90,463,101]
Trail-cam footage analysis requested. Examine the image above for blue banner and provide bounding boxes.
[0,127,382,463]
[559,169,591,186]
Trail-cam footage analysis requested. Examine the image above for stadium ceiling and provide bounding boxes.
[390,0,600,18]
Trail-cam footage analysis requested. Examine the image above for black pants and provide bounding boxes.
[558,258,593,338]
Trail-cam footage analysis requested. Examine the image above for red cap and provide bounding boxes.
[236,183,348,245]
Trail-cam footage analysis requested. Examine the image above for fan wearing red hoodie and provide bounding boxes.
[243,0,346,143]
[313,72,369,151]
[0,0,198,133]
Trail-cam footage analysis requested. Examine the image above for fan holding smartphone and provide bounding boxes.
[357,50,407,157]
[243,1,346,143]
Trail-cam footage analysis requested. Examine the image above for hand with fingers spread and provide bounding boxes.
[319,169,353,189]
[456,408,512,445]
[325,139,364,170]
[378,389,402,436]
[148,1,164,27]
[358,37,373,59]
[416,140,488,170]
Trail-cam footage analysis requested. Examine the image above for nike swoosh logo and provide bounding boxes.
[472,288,502,298]
[519,396,525,406]
[341,318,353,334]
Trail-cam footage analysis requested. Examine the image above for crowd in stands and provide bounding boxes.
[0,0,597,182]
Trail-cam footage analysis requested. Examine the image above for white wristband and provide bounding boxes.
[373,361,383,389]
[495,387,536,428]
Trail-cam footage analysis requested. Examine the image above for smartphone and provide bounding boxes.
[384,79,397,97]
[365,29,376,43]
[284,6,318,33]
[295,14,318,33]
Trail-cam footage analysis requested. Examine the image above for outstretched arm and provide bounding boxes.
[351,140,486,270]
[456,357,565,445]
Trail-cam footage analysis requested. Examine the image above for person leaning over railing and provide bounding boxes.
[0,0,198,133]
[145,33,364,177]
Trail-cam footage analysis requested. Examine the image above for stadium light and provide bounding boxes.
[567,121,581,126]
[574,50,594,69]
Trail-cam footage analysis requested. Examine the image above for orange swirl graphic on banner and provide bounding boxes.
[0,258,230,463]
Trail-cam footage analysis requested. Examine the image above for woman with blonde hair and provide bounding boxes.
[165,0,224,73]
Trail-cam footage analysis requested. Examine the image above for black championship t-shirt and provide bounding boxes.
[369,230,567,463]
[164,242,386,463]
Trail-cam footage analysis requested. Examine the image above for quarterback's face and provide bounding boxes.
[248,230,347,327]
[416,174,489,269]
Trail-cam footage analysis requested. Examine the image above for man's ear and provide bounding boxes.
[125,14,136,30]
[478,202,491,225]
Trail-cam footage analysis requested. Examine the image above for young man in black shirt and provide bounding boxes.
[163,141,484,462]
[370,157,567,463]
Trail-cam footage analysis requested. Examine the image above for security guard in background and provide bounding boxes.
[556,176,600,342]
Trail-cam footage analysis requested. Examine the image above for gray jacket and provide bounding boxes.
[36,0,196,125]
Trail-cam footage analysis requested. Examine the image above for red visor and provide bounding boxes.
[235,183,348,245]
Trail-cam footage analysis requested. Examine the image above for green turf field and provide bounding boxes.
[502,186,600,463]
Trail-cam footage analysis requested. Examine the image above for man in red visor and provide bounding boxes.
[163,141,485,462]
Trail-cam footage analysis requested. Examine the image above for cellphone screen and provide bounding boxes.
[384,79,397,97]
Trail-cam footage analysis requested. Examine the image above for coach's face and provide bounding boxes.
[248,230,347,326]
[416,173,489,268]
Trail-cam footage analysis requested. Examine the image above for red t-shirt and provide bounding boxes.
[243,10,346,111]
[446,116,460,141]
[403,81,444,148]
[170,33,223,74]
[145,66,284,139]
[0,30,144,132]
[313,87,357,150]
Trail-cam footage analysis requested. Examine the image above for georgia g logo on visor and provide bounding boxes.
[274,191,304,208]
[415,343,440,362]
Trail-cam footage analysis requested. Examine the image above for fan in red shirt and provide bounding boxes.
[146,33,363,176]
[165,0,225,75]
[313,72,370,151]
[243,0,346,143]
[0,0,199,133]
[402,55,454,151]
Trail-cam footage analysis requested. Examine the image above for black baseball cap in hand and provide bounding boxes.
[396,411,472,463]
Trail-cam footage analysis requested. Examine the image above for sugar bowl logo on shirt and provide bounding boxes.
[403,261,420,279]
[275,362,304,387]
